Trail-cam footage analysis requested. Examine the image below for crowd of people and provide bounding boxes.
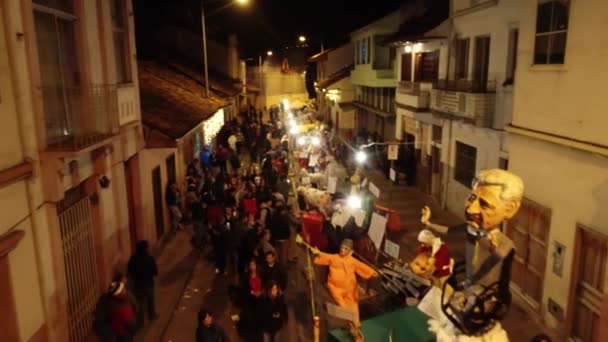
[92,106,305,342]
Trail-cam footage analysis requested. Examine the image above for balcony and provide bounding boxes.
[430,80,496,127]
[41,84,119,151]
[396,81,431,110]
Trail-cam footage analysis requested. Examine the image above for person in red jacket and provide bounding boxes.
[416,229,452,289]
[108,281,137,341]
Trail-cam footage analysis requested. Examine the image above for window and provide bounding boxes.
[455,38,470,79]
[505,28,519,85]
[355,41,360,64]
[111,0,131,83]
[454,141,476,187]
[499,157,509,170]
[360,38,367,64]
[367,36,371,65]
[33,0,81,144]
[534,0,569,64]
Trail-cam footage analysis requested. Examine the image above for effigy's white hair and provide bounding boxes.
[475,169,524,203]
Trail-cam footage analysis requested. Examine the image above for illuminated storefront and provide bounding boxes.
[203,108,225,146]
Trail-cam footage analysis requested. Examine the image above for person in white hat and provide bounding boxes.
[416,229,452,289]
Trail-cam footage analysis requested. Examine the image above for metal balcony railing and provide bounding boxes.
[432,79,496,94]
[41,84,119,151]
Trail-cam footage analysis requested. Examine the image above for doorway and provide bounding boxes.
[152,167,164,239]
[414,50,439,82]
[567,225,608,342]
[505,198,550,309]
[401,53,412,82]
[166,154,176,185]
[124,157,138,253]
[473,36,490,92]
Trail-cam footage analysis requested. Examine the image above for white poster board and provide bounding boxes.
[388,144,399,160]
[417,286,444,321]
[384,239,400,259]
[327,176,337,194]
[368,213,387,250]
[368,182,380,198]
[389,168,396,182]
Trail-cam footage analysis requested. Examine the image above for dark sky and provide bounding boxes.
[134,0,405,59]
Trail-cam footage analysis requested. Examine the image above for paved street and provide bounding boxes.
[137,165,556,342]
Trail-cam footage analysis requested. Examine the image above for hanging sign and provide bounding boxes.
[388,144,399,160]
[389,168,396,182]
[368,212,387,250]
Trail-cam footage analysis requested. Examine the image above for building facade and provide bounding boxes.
[506,0,608,340]
[394,0,517,211]
[309,43,356,138]
[0,0,145,341]
[350,11,400,142]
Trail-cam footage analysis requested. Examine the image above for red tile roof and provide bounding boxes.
[139,61,230,141]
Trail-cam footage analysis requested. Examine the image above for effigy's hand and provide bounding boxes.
[420,206,432,225]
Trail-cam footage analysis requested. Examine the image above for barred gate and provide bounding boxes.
[59,195,99,342]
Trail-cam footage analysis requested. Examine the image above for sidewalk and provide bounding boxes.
[134,229,199,342]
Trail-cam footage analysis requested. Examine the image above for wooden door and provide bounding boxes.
[124,157,138,252]
[473,36,490,92]
[152,167,164,239]
[505,198,550,309]
[568,226,608,342]
[401,53,412,82]
[415,50,439,82]
[166,154,176,184]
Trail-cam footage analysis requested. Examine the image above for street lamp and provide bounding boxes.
[201,0,249,97]
[267,50,273,56]
[298,35,307,43]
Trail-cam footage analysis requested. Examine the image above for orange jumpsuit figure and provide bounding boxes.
[312,239,378,327]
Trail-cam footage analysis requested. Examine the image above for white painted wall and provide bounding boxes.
[513,0,608,146]
[451,0,519,131]
[509,134,608,329]
[445,121,502,216]
[327,43,354,75]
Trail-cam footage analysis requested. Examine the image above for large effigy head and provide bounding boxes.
[464,169,524,232]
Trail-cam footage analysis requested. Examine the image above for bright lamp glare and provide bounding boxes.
[287,112,294,119]
[355,151,367,163]
[347,195,362,209]
[282,99,290,110]
[288,119,296,128]
[297,137,307,145]
[236,0,249,4]
[290,127,298,135]
[267,50,273,56]
[404,45,412,53]
[311,137,321,146]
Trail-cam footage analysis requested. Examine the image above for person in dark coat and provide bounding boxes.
[196,309,229,342]
[259,280,288,342]
[127,240,159,326]
[261,251,287,291]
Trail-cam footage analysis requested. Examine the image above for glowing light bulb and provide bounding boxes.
[355,151,367,164]
[347,195,362,209]
[297,137,307,145]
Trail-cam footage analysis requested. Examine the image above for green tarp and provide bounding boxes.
[328,307,435,342]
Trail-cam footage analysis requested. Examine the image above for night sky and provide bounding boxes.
[134,0,405,59]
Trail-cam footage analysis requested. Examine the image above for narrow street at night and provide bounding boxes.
[1,0,607,342]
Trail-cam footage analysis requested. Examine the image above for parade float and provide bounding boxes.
[282,102,520,342]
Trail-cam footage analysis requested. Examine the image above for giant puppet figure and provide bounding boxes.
[311,239,378,340]
[420,169,524,341]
